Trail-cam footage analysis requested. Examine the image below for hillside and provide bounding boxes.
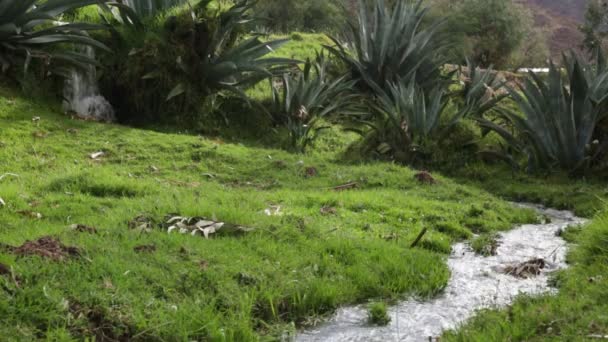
[518,0,587,58]
[524,0,587,21]
[0,84,542,339]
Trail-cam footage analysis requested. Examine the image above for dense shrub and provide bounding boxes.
[253,0,346,33]
[429,0,547,69]
[98,0,296,125]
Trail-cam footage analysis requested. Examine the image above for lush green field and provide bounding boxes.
[0,85,541,340]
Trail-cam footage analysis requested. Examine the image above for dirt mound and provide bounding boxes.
[3,236,80,261]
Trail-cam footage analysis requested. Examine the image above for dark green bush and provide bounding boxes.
[98,0,296,125]
[253,0,346,33]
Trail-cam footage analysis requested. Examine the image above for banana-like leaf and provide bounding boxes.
[0,0,110,74]
[166,82,186,101]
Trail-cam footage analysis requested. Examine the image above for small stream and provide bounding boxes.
[297,204,586,342]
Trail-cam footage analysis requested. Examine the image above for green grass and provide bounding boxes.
[443,208,608,341]
[248,33,333,102]
[367,302,390,326]
[470,233,499,256]
[0,84,539,340]
[450,163,608,218]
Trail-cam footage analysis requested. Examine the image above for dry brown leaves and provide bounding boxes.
[166,215,254,238]
[503,258,546,278]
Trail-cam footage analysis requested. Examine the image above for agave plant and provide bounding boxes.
[478,52,608,173]
[155,0,297,102]
[457,59,508,118]
[270,54,356,152]
[349,60,506,164]
[354,80,448,162]
[325,0,450,94]
[0,0,110,76]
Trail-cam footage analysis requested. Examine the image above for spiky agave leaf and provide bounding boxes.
[271,53,357,152]
[360,78,449,160]
[478,52,608,173]
[325,0,450,95]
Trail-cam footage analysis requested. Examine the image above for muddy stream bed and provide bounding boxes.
[297,204,586,342]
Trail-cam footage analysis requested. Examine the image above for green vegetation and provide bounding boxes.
[444,208,608,341]
[581,0,608,54]
[97,0,298,124]
[452,164,607,218]
[367,302,391,326]
[326,0,447,94]
[2,0,608,340]
[0,0,109,76]
[0,85,539,339]
[441,0,545,69]
[269,54,355,152]
[478,52,608,174]
[470,233,499,256]
[253,0,346,33]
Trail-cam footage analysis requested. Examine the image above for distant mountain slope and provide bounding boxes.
[517,0,588,58]
[524,0,587,21]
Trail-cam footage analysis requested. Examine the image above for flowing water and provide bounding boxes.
[297,204,586,342]
[63,46,115,122]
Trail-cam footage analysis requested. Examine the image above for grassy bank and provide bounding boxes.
[451,164,607,218]
[0,86,537,340]
[444,208,608,341]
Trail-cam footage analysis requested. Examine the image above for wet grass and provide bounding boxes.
[444,208,608,341]
[367,302,390,326]
[0,84,540,340]
[470,233,499,257]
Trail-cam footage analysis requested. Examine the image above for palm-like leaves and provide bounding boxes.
[271,54,356,152]
[479,52,608,172]
[163,0,297,101]
[325,0,449,94]
[0,0,110,74]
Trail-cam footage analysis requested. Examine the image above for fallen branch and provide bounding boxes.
[410,228,428,248]
[333,182,358,191]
